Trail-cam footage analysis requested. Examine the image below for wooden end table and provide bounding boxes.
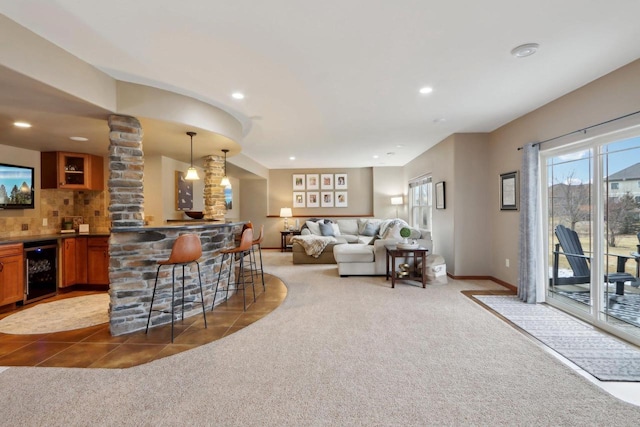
[280,230,301,252]
[385,245,429,288]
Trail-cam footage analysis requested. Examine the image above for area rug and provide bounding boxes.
[475,295,640,381]
[0,294,109,335]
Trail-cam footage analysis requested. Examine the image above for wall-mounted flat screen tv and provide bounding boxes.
[0,163,35,209]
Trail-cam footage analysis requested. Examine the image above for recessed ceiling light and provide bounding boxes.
[511,43,539,58]
[396,145,403,148]
[14,121,31,128]
[433,118,446,124]
[419,87,433,95]
[373,155,379,159]
[232,92,245,100]
[289,156,296,160]
[69,136,89,142]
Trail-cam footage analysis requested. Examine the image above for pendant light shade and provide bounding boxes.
[185,131,200,180]
[220,149,231,187]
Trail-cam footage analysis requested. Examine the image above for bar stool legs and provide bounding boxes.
[212,228,256,311]
[145,234,207,342]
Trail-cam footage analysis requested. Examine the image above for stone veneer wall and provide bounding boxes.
[109,224,239,335]
[108,115,144,228]
[106,114,239,335]
[203,155,227,220]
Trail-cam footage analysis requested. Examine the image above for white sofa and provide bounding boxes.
[333,233,433,276]
[291,218,432,270]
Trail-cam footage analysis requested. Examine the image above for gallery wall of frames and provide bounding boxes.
[292,173,348,208]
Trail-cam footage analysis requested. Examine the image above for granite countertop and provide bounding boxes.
[112,221,244,232]
[0,232,110,245]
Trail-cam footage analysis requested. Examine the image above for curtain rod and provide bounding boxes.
[517,109,640,150]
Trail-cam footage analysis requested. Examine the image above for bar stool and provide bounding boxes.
[145,234,207,342]
[212,228,255,311]
[250,224,265,292]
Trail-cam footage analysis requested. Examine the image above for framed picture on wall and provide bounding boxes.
[500,171,519,211]
[321,191,334,207]
[435,181,445,209]
[293,174,305,190]
[307,191,320,208]
[335,191,348,207]
[293,191,305,208]
[306,174,319,190]
[175,171,193,211]
[334,173,347,190]
[321,174,334,189]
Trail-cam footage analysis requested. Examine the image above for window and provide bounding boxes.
[611,182,619,190]
[409,175,432,230]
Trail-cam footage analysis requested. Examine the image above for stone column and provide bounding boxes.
[107,115,144,228]
[203,154,227,221]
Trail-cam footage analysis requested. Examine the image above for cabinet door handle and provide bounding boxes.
[0,261,3,272]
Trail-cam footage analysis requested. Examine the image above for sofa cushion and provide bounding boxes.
[339,234,360,243]
[319,222,335,236]
[357,218,382,235]
[333,244,375,263]
[306,220,322,235]
[336,219,358,235]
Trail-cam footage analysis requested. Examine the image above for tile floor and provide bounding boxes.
[0,274,286,369]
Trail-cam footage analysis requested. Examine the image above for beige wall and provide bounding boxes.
[489,58,640,286]
[405,135,456,273]
[372,167,406,220]
[452,134,491,276]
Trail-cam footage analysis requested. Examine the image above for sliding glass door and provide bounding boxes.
[545,134,640,344]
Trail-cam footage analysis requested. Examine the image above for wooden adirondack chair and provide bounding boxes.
[551,224,639,295]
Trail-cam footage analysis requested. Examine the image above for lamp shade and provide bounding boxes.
[280,207,292,218]
[390,196,403,206]
[185,167,200,181]
[220,176,231,187]
[185,131,200,180]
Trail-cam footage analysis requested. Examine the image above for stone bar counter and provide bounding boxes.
[108,221,244,336]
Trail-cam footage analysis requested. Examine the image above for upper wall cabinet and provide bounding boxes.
[41,151,104,190]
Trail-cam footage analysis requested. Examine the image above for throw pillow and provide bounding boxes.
[319,222,335,236]
[305,220,322,235]
[336,219,358,235]
[409,228,422,239]
[358,218,382,235]
[331,223,341,236]
[362,222,378,236]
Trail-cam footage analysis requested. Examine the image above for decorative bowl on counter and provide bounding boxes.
[184,211,204,219]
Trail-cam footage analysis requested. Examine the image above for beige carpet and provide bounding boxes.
[0,293,109,334]
[1,252,640,426]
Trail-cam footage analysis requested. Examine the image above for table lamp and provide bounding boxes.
[280,207,292,230]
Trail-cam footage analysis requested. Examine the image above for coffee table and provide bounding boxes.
[385,245,429,288]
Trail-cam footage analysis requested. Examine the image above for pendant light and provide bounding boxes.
[185,131,200,180]
[220,149,231,187]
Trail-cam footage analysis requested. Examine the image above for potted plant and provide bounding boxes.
[398,227,418,249]
[399,227,411,244]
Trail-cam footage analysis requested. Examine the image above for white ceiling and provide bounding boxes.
[1,0,640,170]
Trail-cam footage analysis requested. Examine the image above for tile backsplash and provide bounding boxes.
[0,189,110,239]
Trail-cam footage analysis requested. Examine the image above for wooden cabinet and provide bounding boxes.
[41,151,104,190]
[61,238,77,287]
[0,243,24,306]
[61,237,109,287]
[87,237,109,285]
